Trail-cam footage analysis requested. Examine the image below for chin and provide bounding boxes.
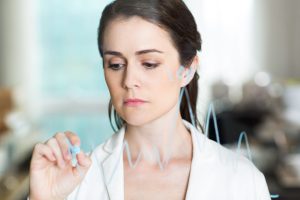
[122,112,161,127]
[123,115,150,126]
[117,103,173,127]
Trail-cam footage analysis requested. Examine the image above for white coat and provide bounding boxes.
[67,120,271,200]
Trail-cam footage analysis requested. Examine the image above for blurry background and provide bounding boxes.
[0,0,300,199]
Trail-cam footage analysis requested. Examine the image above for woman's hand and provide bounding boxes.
[29,131,92,200]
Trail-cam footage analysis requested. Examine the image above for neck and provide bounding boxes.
[124,103,193,167]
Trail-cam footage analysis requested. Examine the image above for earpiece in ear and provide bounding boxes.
[176,65,185,80]
[176,65,194,82]
[186,67,193,79]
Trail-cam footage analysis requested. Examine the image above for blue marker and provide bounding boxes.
[66,139,81,167]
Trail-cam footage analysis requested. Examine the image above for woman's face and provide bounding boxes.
[102,16,191,126]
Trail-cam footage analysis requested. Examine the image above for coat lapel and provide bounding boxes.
[101,126,126,200]
[183,120,208,199]
[184,120,224,199]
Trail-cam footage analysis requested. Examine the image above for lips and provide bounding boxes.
[124,98,146,106]
[124,98,145,103]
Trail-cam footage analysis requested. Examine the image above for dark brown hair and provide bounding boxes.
[97,0,203,132]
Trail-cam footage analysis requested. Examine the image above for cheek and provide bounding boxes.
[134,65,181,109]
[104,71,123,101]
[149,66,181,91]
[145,65,181,87]
[156,84,180,106]
[147,73,181,110]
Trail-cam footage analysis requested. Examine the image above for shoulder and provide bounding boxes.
[186,120,268,187]
[199,134,262,178]
[195,134,270,198]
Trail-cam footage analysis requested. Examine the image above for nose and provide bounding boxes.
[122,64,140,89]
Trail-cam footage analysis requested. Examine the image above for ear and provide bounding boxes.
[180,55,199,87]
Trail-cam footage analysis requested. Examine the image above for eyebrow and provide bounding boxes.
[103,49,164,57]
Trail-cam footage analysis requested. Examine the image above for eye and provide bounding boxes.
[143,62,160,69]
[108,63,125,70]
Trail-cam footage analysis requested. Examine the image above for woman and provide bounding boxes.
[29,0,271,199]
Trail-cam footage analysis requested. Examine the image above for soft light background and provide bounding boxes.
[1,0,114,152]
[1,0,300,199]
[1,0,300,148]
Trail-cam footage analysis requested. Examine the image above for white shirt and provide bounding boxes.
[67,120,271,200]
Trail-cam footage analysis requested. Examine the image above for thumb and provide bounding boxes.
[66,138,91,176]
[77,151,92,168]
[71,151,92,179]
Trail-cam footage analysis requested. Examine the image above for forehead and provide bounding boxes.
[102,16,177,54]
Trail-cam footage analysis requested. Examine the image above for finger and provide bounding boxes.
[71,151,91,178]
[46,138,66,169]
[54,132,71,161]
[76,151,92,168]
[64,131,80,147]
[32,143,56,162]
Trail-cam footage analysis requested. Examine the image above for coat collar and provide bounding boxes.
[101,125,126,200]
[103,125,126,154]
[101,120,205,200]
